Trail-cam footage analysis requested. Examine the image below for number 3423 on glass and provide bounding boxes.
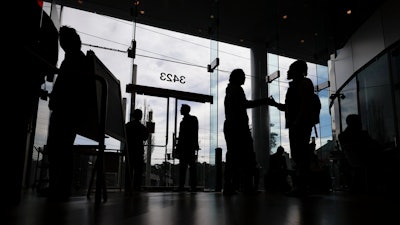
[160,72,186,84]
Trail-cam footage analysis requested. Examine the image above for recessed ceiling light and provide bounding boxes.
[346,9,352,15]
[282,15,288,20]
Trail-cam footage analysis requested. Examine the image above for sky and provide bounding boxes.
[34,3,332,165]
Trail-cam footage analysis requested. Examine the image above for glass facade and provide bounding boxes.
[331,42,400,150]
[328,42,400,191]
[358,54,395,147]
[32,3,333,192]
[267,53,281,154]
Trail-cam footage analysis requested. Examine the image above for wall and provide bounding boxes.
[330,0,400,90]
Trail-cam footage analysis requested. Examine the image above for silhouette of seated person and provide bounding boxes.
[265,146,291,192]
[338,114,382,193]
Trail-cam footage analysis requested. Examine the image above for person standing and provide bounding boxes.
[268,59,321,197]
[125,109,149,194]
[46,26,90,201]
[223,68,269,195]
[176,104,200,192]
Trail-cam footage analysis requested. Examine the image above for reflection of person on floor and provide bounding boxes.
[265,146,291,192]
[176,104,200,192]
[46,26,90,201]
[125,109,149,193]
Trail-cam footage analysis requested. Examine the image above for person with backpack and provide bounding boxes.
[268,59,321,197]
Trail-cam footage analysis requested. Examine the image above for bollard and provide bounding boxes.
[215,147,222,192]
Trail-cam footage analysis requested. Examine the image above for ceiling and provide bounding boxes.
[51,0,385,66]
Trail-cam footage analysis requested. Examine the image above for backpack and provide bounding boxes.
[310,93,321,125]
[309,93,321,137]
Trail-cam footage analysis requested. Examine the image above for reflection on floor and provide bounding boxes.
[7,190,399,225]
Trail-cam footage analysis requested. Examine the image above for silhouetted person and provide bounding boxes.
[265,146,290,192]
[223,69,269,195]
[7,0,59,206]
[46,26,90,201]
[268,60,320,196]
[125,109,149,193]
[338,114,382,193]
[176,104,199,192]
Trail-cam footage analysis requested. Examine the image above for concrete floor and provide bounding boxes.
[6,189,399,225]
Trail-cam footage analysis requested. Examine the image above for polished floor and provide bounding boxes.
[6,189,399,225]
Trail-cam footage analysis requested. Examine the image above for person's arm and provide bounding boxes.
[245,98,270,108]
[267,96,286,111]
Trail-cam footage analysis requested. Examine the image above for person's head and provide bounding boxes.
[346,114,362,130]
[59,25,82,53]
[276,146,285,155]
[133,109,143,121]
[287,60,307,80]
[229,69,246,85]
[180,104,191,116]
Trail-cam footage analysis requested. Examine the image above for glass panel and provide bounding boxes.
[390,44,400,148]
[358,54,396,148]
[316,64,331,148]
[209,42,218,161]
[339,78,358,131]
[37,6,215,191]
[267,53,281,153]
